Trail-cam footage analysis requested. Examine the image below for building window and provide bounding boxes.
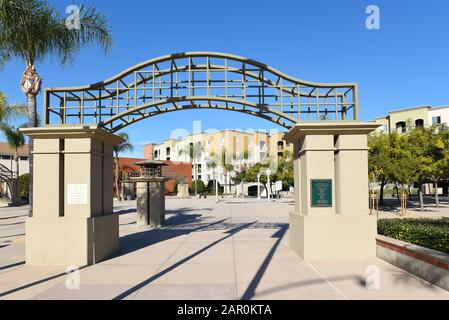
[277,141,284,151]
[415,119,424,128]
[432,116,442,125]
[396,122,406,133]
[0,155,12,160]
[19,157,29,161]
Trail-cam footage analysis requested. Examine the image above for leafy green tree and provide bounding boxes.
[406,127,437,211]
[0,0,113,212]
[243,162,270,195]
[113,132,133,201]
[388,132,421,200]
[231,163,247,185]
[424,124,449,207]
[272,150,294,190]
[369,133,392,204]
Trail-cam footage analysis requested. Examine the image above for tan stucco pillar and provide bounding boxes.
[335,134,370,215]
[135,178,166,228]
[21,126,124,266]
[177,183,189,198]
[285,123,379,260]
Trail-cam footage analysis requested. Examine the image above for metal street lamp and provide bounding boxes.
[215,172,219,203]
[266,168,272,204]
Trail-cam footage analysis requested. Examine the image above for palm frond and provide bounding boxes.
[0,91,27,122]
[0,0,113,67]
[1,123,25,150]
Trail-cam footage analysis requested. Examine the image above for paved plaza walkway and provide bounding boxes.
[0,197,448,300]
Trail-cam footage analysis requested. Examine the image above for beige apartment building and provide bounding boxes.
[373,105,449,134]
[143,130,292,193]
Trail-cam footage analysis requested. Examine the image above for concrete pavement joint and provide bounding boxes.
[304,260,348,300]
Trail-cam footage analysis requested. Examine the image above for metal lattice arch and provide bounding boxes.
[44,52,359,132]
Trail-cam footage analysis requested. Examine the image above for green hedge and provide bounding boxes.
[378,218,449,254]
[189,180,206,194]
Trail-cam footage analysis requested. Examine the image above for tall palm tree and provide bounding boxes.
[186,142,203,195]
[223,163,234,194]
[113,132,133,202]
[0,0,113,214]
[208,160,217,194]
[221,149,234,194]
[1,123,26,175]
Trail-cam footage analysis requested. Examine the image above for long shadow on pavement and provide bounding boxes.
[241,224,288,300]
[116,210,223,257]
[113,222,255,300]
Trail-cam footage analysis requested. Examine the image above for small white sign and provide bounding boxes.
[275,181,283,192]
[67,184,88,205]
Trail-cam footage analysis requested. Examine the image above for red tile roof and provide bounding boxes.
[0,142,29,156]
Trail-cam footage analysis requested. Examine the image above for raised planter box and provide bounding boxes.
[377,235,449,291]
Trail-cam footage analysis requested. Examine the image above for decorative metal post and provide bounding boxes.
[194,162,198,197]
[266,168,272,204]
[215,172,219,203]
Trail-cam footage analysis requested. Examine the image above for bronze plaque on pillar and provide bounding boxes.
[311,179,333,207]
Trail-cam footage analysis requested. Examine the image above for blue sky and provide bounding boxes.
[1,0,448,157]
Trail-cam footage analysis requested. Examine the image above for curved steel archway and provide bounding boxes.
[44,52,359,132]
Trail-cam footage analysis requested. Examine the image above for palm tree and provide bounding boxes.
[1,123,26,175]
[223,163,234,194]
[221,149,234,194]
[186,142,203,195]
[113,132,133,202]
[0,0,113,214]
[208,160,217,194]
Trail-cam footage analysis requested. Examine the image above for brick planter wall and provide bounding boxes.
[377,235,449,291]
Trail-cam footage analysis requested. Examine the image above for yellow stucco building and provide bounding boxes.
[372,105,449,134]
[144,130,293,192]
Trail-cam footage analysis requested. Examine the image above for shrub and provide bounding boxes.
[378,218,449,254]
[206,180,224,194]
[173,180,179,194]
[19,174,29,197]
[190,180,206,194]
